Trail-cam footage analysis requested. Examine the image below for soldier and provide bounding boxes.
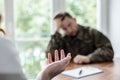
[46,12,114,64]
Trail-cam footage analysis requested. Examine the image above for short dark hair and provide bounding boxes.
[54,12,73,21]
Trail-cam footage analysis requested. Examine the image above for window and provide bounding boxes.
[15,0,50,79]
[66,0,97,28]
[3,0,97,80]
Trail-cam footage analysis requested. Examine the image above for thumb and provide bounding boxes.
[60,53,71,67]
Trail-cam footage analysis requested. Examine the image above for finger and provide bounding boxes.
[54,50,59,61]
[78,58,83,64]
[73,57,79,64]
[79,60,82,64]
[67,53,71,58]
[48,53,53,64]
[60,49,65,59]
[60,55,71,68]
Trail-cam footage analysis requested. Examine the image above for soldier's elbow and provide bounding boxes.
[107,51,114,61]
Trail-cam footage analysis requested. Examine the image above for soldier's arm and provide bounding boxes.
[88,29,114,63]
[46,32,64,60]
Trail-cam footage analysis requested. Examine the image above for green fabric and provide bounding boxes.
[46,25,114,63]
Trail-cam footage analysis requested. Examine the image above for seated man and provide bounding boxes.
[46,12,114,64]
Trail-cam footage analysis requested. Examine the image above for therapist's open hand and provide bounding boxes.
[36,50,71,80]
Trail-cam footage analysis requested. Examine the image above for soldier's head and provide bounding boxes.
[54,12,78,36]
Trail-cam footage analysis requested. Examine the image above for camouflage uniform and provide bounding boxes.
[46,25,114,63]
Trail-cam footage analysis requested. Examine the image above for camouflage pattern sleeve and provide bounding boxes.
[88,29,114,63]
[46,32,64,60]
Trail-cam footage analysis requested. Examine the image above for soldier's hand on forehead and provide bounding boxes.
[73,55,90,64]
[54,19,62,32]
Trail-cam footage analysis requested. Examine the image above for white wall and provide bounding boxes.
[97,0,109,36]
[109,0,120,57]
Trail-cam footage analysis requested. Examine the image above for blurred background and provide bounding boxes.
[0,0,120,80]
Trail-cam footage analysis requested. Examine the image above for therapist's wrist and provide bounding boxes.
[36,70,51,80]
[43,71,51,80]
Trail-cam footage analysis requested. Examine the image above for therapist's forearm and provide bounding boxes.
[36,71,51,80]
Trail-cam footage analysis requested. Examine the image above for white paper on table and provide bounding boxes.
[61,66,103,79]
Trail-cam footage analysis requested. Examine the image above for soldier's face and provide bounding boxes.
[54,17,78,36]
